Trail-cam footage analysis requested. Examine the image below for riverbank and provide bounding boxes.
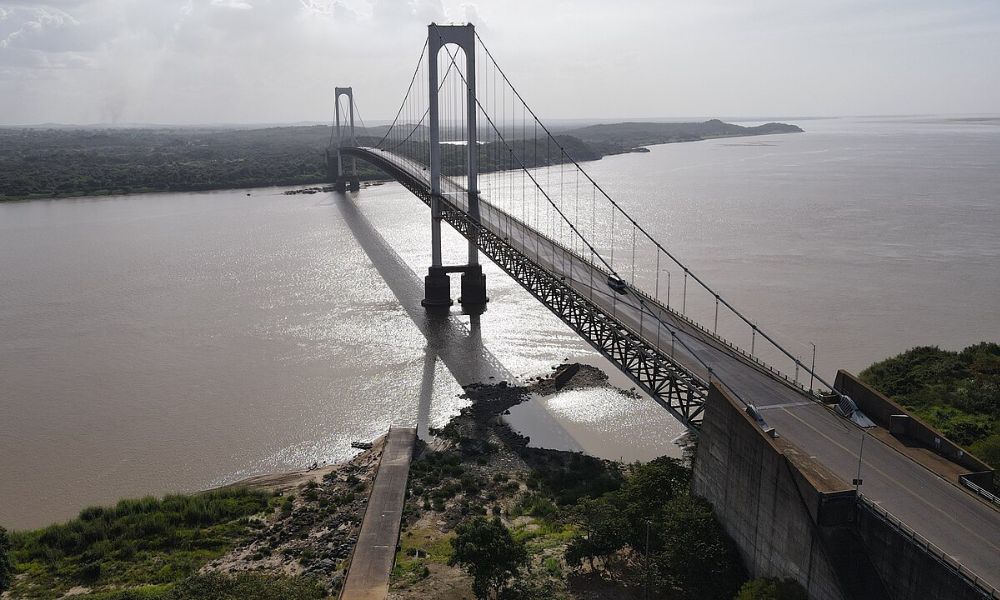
[0,363,713,599]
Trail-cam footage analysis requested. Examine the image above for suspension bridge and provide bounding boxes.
[330,23,999,600]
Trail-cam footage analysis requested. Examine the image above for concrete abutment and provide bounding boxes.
[692,383,992,600]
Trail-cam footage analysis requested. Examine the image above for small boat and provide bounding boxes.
[351,441,373,450]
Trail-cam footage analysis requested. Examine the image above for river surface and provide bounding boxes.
[2,116,999,529]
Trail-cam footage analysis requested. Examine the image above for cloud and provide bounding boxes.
[0,0,999,124]
[210,0,252,9]
[0,5,79,49]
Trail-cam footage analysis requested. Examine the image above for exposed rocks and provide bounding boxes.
[203,440,384,596]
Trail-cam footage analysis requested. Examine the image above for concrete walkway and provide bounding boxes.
[341,426,417,600]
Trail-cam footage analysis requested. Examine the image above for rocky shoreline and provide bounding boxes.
[196,363,654,597]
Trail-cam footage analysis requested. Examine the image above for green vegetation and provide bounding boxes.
[735,577,807,600]
[450,516,528,600]
[159,572,326,600]
[392,526,455,584]
[860,342,1000,467]
[562,457,745,600]
[404,377,749,599]
[7,573,326,600]
[6,488,273,599]
[1,526,12,593]
[522,451,624,506]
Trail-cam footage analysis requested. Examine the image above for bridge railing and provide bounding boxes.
[423,163,766,409]
[461,176,808,395]
[346,145,716,424]
[857,494,1000,599]
[350,28,841,403]
[462,34,837,401]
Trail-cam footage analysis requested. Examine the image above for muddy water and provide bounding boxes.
[2,116,998,529]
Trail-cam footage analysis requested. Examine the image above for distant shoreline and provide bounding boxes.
[0,120,801,202]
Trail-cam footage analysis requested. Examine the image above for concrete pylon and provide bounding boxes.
[423,22,487,308]
[333,86,360,192]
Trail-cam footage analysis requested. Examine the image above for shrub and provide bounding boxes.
[8,488,270,593]
[970,434,1000,468]
[736,577,808,600]
[543,556,561,577]
[166,572,326,599]
[0,526,11,593]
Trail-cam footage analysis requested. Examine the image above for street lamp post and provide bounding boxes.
[666,269,671,309]
[809,342,817,394]
[853,434,866,492]
[644,520,651,600]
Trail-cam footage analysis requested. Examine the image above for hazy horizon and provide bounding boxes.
[6,113,1000,131]
[2,0,1000,126]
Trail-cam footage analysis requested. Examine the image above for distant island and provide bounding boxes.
[0,120,803,201]
[560,119,804,156]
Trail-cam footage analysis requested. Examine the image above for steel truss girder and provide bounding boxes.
[343,148,709,428]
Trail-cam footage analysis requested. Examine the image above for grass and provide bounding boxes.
[391,526,456,585]
[511,518,580,552]
[8,488,272,599]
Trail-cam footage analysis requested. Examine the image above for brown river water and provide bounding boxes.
[2,116,998,529]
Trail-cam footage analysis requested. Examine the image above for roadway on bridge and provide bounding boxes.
[361,148,1000,592]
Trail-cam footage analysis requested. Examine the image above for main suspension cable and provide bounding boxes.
[374,40,428,150]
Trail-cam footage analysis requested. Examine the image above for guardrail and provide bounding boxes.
[960,475,1000,508]
[463,188,823,402]
[858,495,1000,599]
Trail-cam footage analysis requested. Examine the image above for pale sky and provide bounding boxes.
[1,0,999,125]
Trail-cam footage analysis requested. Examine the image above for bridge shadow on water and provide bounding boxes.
[331,192,582,450]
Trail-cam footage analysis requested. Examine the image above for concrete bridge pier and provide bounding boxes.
[421,266,453,307]
[459,264,487,306]
[421,264,487,308]
[333,175,360,192]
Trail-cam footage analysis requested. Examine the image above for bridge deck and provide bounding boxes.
[353,147,1000,592]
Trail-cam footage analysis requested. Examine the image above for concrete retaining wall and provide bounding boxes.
[834,370,993,487]
[856,500,993,600]
[692,384,854,600]
[693,380,996,600]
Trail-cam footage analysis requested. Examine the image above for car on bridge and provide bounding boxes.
[607,275,628,294]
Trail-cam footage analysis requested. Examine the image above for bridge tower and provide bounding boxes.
[332,86,360,192]
[422,22,487,308]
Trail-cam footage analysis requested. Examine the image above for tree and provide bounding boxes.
[564,496,626,572]
[736,577,808,600]
[650,494,744,600]
[619,457,691,551]
[450,516,528,600]
[0,526,12,593]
